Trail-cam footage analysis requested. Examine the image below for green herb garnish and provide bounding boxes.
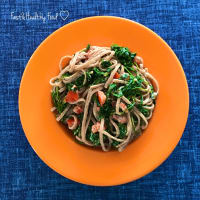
[98,100,115,119]
[112,123,127,147]
[111,44,136,68]
[85,44,90,52]
[101,60,112,68]
[73,126,81,136]
[51,87,67,114]
[136,104,150,117]
[89,133,100,146]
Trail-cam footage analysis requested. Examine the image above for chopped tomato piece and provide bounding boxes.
[66,118,74,127]
[73,106,83,114]
[114,72,120,79]
[60,56,70,69]
[91,122,101,133]
[65,91,79,103]
[120,102,127,111]
[97,91,106,106]
[113,115,127,124]
[66,117,80,128]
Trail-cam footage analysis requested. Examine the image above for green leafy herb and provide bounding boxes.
[66,83,77,91]
[51,87,67,114]
[136,104,150,117]
[85,44,90,52]
[123,66,135,78]
[61,72,71,78]
[112,140,120,148]
[120,73,129,80]
[73,75,85,89]
[118,123,127,139]
[136,75,144,86]
[89,133,100,146]
[86,71,92,83]
[111,44,136,68]
[73,126,81,136]
[88,67,110,85]
[106,83,117,97]
[85,123,100,146]
[98,100,115,119]
[113,86,124,98]
[105,70,144,101]
[93,67,105,75]
[101,60,112,68]
[121,79,142,98]
[150,85,157,100]
[127,102,135,111]
[92,94,100,106]
[112,123,127,147]
[106,67,112,72]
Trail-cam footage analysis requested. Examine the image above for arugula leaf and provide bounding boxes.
[51,87,67,114]
[112,140,120,148]
[92,94,100,106]
[127,102,135,111]
[66,83,77,91]
[106,83,117,97]
[98,100,115,119]
[120,73,129,80]
[140,95,143,105]
[123,66,135,79]
[67,70,94,89]
[61,72,71,78]
[121,78,142,98]
[69,67,112,88]
[111,123,127,147]
[93,67,105,75]
[136,104,150,117]
[89,133,100,146]
[88,67,110,85]
[85,123,100,146]
[118,123,127,139]
[85,123,108,146]
[111,44,136,68]
[150,85,157,100]
[85,44,90,52]
[101,60,112,68]
[73,75,85,89]
[113,87,123,98]
[86,71,92,83]
[106,67,112,72]
[105,72,144,101]
[132,114,139,127]
[136,75,144,86]
[73,126,81,136]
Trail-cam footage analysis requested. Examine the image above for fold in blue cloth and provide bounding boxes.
[0,0,200,199]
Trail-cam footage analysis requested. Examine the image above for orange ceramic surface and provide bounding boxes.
[19,16,189,186]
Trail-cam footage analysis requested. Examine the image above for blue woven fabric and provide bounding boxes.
[0,0,200,199]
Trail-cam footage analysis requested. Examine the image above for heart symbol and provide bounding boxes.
[60,10,69,21]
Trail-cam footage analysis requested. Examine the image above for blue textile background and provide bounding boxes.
[0,0,200,199]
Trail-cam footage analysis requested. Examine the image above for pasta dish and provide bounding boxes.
[50,44,159,152]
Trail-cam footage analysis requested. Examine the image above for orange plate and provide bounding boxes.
[19,16,189,186]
